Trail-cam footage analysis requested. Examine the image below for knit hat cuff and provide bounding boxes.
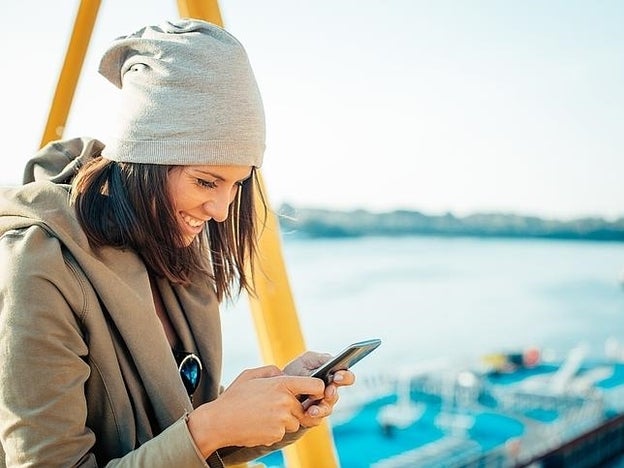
[104,139,265,167]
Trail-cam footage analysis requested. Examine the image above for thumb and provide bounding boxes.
[233,365,283,383]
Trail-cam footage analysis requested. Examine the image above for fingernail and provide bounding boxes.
[309,407,320,417]
[333,372,344,383]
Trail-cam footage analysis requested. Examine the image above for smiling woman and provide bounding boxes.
[0,18,355,468]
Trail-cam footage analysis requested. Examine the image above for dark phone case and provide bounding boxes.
[310,338,382,384]
[299,339,382,403]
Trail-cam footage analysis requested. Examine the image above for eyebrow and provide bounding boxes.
[194,169,225,181]
[193,168,252,182]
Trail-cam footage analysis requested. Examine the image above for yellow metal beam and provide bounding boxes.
[249,174,339,468]
[177,0,223,25]
[40,0,100,148]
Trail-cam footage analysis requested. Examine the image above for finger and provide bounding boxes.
[324,384,339,405]
[284,414,302,433]
[302,351,333,371]
[299,412,323,429]
[260,365,286,378]
[302,386,339,419]
[282,375,325,401]
[306,404,324,418]
[304,398,334,421]
[236,365,283,382]
[331,370,355,386]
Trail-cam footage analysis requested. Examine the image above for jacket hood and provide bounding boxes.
[0,137,104,247]
[23,137,104,184]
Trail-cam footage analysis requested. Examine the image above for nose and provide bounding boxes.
[203,190,233,223]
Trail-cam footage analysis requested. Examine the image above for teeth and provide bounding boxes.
[182,214,204,228]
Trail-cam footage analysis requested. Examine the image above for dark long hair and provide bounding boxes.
[70,157,265,302]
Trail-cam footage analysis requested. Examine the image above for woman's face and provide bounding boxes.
[167,164,253,246]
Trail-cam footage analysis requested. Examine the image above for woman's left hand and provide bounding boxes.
[283,351,356,427]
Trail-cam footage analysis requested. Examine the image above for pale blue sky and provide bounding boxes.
[2,1,623,219]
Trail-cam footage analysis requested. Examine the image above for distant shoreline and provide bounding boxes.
[276,203,624,242]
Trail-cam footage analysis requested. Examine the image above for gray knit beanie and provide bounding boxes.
[98,18,265,167]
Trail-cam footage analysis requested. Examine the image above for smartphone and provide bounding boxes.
[298,338,381,404]
[311,338,382,384]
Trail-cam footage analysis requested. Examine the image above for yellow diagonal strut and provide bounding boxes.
[40,0,101,148]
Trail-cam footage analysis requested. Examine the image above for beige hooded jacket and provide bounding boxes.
[0,138,296,467]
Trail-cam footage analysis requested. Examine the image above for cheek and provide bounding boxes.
[168,186,196,212]
[228,184,243,207]
[166,171,195,210]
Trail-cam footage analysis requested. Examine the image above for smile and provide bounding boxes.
[181,213,205,228]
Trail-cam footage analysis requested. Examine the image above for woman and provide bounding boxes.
[0,19,353,467]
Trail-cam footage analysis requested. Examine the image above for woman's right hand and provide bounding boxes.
[186,365,325,458]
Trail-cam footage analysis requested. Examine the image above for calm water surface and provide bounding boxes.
[221,236,624,384]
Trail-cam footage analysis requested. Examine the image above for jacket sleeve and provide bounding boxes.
[0,226,217,468]
[219,429,309,465]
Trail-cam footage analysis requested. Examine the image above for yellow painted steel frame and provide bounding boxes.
[246,172,339,468]
[42,1,339,467]
[41,0,101,148]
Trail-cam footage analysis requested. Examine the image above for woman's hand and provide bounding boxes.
[187,365,325,457]
[283,351,356,428]
[282,350,332,377]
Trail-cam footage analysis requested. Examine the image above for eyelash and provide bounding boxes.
[196,179,245,189]
[196,178,217,189]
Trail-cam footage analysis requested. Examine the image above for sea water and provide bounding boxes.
[220,235,624,385]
